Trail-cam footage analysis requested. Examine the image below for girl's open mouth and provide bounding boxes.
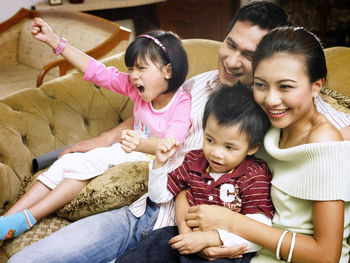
[136,86,144,93]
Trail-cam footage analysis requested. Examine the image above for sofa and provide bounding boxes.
[0,8,130,98]
[0,39,349,262]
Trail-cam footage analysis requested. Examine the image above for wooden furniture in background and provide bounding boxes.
[155,0,241,41]
[0,8,130,95]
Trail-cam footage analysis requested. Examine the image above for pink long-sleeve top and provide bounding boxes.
[83,59,191,143]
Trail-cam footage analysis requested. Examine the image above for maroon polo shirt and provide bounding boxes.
[167,149,274,219]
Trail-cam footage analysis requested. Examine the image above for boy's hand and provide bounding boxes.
[121,129,141,153]
[169,231,217,255]
[31,18,60,49]
[153,137,179,168]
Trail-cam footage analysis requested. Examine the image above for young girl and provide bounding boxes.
[181,27,350,262]
[0,18,191,241]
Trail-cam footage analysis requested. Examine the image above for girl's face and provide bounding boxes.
[253,53,322,130]
[129,54,171,108]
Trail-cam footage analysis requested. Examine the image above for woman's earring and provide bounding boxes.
[165,76,170,79]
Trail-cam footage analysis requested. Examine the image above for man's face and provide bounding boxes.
[218,20,269,86]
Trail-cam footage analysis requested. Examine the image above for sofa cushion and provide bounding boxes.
[18,161,149,221]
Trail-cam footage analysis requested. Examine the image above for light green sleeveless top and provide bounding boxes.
[252,128,350,263]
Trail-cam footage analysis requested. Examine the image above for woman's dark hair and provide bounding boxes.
[252,26,327,83]
[227,1,291,36]
[124,30,188,93]
[203,83,270,149]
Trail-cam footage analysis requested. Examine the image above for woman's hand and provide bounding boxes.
[185,205,235,231]
[197,244,248,260]
[31,17,60,49]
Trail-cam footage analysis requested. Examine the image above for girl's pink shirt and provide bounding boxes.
[83,59,191,143]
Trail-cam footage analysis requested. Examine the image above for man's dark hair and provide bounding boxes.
[227,1,291,35]
[203,83,270,149]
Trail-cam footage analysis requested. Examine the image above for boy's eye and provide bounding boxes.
[226,145,235,151]
[206,137,213,144]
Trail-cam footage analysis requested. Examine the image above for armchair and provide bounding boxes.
[0,8,130,97]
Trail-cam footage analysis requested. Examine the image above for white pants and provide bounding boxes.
[37,143,152,189]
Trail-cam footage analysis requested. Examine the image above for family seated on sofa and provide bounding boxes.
[1,1,349,263]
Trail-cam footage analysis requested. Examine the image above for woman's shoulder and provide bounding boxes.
[308,115,343,143]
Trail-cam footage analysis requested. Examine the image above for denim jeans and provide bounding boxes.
[8,198,159,263]
[115,226,255,263]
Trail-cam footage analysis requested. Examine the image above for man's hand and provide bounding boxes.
[121,129,141,153]
[58,136,109,158]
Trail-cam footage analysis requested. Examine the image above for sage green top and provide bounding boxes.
[252,127,350,263]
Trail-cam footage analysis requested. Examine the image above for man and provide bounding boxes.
[9,1,350,262]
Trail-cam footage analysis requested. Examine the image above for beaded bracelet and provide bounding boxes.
[53,37,67,55]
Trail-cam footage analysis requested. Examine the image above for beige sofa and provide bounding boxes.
[0,8,130,98]
[0,39,349,262]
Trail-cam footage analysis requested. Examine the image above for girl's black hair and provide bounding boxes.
[203,83,270,150]
[124,30,188,93]
[253,26,327,83]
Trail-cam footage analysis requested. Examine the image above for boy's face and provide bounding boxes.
[203,114,258,174]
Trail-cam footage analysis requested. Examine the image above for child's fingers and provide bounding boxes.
[168,234,183,245]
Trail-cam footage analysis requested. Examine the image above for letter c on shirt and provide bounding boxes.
[220,184,236,202]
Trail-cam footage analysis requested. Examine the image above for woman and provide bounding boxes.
[185,27,350,262]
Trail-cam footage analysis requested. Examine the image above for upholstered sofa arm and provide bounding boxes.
[0,63,133,212]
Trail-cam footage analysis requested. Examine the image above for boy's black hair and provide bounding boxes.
[124,30,188,93]
[203,83,270,149]
[227,1,292,35]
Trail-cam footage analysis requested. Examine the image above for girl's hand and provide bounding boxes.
[197,244,248,260]
[185,205,234,231]
[31,18,60,49]
[121,129,141,153]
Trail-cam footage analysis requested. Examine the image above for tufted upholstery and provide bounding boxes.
[0,8,130,98]
[0,39,349,261]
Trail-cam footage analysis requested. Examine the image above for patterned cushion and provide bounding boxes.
[20,161,149,221]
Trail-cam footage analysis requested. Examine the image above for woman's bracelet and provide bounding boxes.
[287,232,296,262]
[53,37,67,55]
[276,230,288,260]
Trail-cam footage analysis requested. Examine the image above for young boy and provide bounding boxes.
[115,83,274,263]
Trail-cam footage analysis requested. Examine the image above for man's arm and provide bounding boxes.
[59,117,134,158]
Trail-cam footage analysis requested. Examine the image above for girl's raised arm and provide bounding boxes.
[31,18,91,74]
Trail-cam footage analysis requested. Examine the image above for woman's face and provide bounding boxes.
[253,53,321,130]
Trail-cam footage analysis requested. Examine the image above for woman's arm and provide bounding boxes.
[185,201,344,263]
[32,18,91,74]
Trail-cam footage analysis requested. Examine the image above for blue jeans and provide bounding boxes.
[115,226,255,263]
[8,198,159,263]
